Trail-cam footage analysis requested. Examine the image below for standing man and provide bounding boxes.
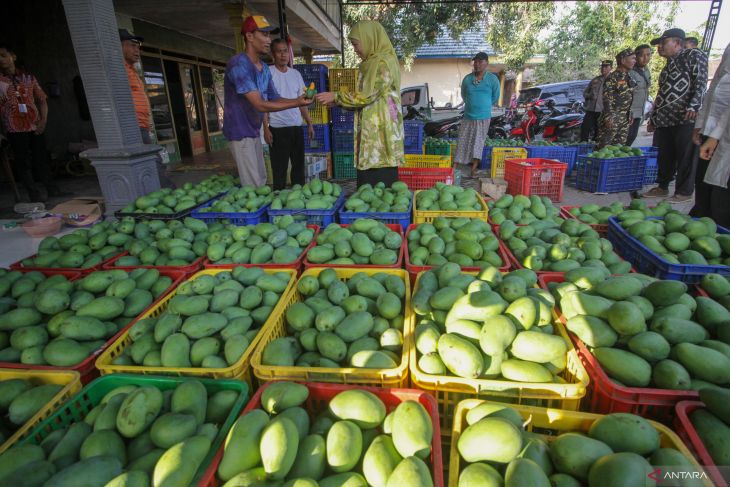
[223,16,311,187]
[120,29,174,188]
[263,38,314,190]
[580,60,612,142]
[685,37,699,50]
[626,44,652,146]
[644,28,708,202]
[453,52,500,178]
[598,49,637,148]
[0,44,64,202]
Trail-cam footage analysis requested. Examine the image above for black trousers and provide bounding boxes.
[690,154,730,228]
[626,118,642,146]
[6,131,51,197]
[357,167,398,188]
[579,111,601,142]
[270,126,305,190]
[653,123,697,196]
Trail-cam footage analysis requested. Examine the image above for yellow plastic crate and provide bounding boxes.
[491,147,528,178]
[404,154,452,168]
[413,190,489,224]
[448,399,713,487]
[251,267,411,387]
[95,268,297,384]
[308,102,329,124]
[329,68,360,92]
[0,369,81,454]
[408,271,589,434]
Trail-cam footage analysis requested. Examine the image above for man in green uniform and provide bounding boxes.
[598,49,637,148]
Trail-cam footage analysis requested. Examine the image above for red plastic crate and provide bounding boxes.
[675,401,729,487]
[10,251,125,276]
[197,381,444,487]
[205,225,319,275]
[0,269,187,384]
[539,273,699,423]
[404,224,511,285]
[397,167,454,191]
[303,224,404,270]
[102,252,204,275]
[504,158,567,202]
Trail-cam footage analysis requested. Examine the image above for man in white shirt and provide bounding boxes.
[263,38,314,189]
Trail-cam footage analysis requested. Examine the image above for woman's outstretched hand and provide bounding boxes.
[315,92,337,107]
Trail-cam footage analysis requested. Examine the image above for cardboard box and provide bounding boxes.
[480,178,507,200]
[51,197,104,226]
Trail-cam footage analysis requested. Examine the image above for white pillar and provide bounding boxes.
[62,0,160,214]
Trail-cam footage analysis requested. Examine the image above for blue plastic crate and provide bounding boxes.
[331,107,355,128]
[525,145,572,162]
[332,128,355,152]
[191,195,269,226]
[638,146,659,185]
[607,216,730,283]
[303,124,330,153]
[479,145,526,170]
[268,192,345,227]
[575,154,646,193]
[293,64,328,92]
[339,198,412,232]
[404,120,424,154]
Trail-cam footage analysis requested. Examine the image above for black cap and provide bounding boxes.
[119,29,144,43]
[472,52,489,62]
[601,60,613,67]
[651,28,685,46]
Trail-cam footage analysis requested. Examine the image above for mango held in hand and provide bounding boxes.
[305,82,317,98]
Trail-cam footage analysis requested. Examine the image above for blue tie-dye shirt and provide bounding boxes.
[223,53,280,140]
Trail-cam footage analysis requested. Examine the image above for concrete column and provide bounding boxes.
[515,69,524,96]
[302,47,314,64]
[225,3,249,54]
[62,0,160,214]
[498,71,506,107]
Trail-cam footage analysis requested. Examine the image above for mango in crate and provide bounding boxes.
[305,82,317,98]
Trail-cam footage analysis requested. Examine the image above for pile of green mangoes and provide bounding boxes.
[260,268,406,370]
[488,194,562,226]
[0,379,242,486]
[413,263,570,383]
[617,213,730,266]
[548,272,730,390]
[701,273,730,310]
[527,140,558,146]
[110,268,291,370]
[587,144,644,159]
[690,388,730,470]
[306,220,402,266]
[407,218,505,269]
[197,185,274,215]
[0,268,173,367]
[19,223,125,270]
[484,138,524,147]
[456,402,700,486]
[216,382,436,486]
[566,199,673,225]
[270,178,343,211]
[0,379,64,442]
[343,182,412,214]
[424,136,450,153]
[415,185,483,212]
[501,218,632,274]
[120,175,236,215]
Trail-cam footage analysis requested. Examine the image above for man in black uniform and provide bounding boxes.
[580,60,613,142]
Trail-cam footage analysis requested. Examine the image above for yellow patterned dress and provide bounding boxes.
[335,60,405,171]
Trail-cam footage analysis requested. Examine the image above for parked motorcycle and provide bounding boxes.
[404,106,462,138]
[542,101,585,143]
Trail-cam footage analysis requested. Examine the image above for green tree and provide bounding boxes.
[535,1,679,91]
[484,3,555,70]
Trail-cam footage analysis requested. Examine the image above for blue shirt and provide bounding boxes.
[223,53,280,140]
[461,72,501,120]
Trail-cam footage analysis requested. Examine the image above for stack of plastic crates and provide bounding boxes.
[639,146,659,185]
[403,120,425,154]
[302,124,330,153]
[575,154,647,193]
[293,64,328,123]
[490,147,528,178]
[504,158,568,201]
[331,100,356,180]
[328,68,359,92]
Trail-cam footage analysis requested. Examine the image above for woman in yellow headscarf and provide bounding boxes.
[316,20,404,186]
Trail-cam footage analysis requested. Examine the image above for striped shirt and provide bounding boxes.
[125,62,151,129]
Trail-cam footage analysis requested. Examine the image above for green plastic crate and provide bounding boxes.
[334,152,356,179]
[19,374,249,485]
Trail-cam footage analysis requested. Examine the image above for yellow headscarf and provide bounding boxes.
[348,21,401,98]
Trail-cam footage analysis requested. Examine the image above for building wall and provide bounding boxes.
[400,58,504,107]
